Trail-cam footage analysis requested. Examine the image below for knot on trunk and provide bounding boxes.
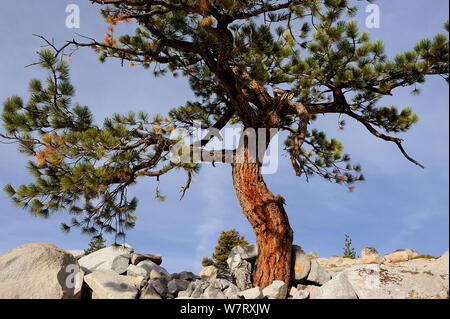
[274,194,286,206]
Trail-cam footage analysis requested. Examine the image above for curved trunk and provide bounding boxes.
[231,161,293,288]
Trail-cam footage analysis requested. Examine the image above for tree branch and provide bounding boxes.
[233,2,292,19]
[179,171,192,200]
[345,109,425,168]
[200,106,235,147]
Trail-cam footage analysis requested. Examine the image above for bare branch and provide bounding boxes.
[286,100,309,176]
[32,34,72,58]
[67,35,176,64]
[179,171,192,200]
[345,110,425,169]
[137,163,176,177]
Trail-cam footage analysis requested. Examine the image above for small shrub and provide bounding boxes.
[342,234,358,259]
[407,289,435,299]
[202,229,249,270]
[201,257,214,267]
[407,289,419,299]
[412,254,438,260]
[84,235,107,255]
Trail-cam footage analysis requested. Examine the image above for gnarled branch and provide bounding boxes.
[345,110,424,168]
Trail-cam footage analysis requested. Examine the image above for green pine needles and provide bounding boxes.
[84,234,107,255]
[1,49,196,243]
[202,229,249,270]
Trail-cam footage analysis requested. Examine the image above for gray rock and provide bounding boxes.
[384,249,410,263]
[343,264,449,299]
[202,285,227,299]
[78,244,133,274]
[139,279,148,290]
[296,284,307,290]
[169,273,180,280]
[404,248,420,259]
[123,275,145,289]
[67,250,86,260]
[121,243,134,251]
[294,290,310,299]
[140,283,162,299]
[230,244,258,261]
[131,252,162,266]
[150,269,164,280]
[238,287,264,299]
[0,243,84,299]
[289,286,298,297]
[216,269,234,282]
[425,251,449,275]
[137,259,169,278]
[384,248,419,263]
[190,280,210,298]
[315,256,364,277]
[178,271,200,281]
[223,283,240,299]
[305,285,319,299]
[227,253,252,272]
[262,280,288,299]
[307,259,331,285]
[200,266,217,278]
[361,247,384,264]
[292,245,311,282]
[307,252,320,259]
[215,278,233,290]
[168,279,190,297]
[206,278,222,290]
[176,282,196,299]
[290,287,309,299]
[203,268,232,282]
[149,277,169,298]
[126,264,148,277]
[231,267,252,291]
[84,269,138,299]
[312,272,358,299]
[176,290,191,299]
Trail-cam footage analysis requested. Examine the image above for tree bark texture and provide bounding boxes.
[231,159,293,288]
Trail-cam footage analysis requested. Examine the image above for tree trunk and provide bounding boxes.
[231,161,293,288]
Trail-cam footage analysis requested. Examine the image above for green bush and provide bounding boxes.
[342,234,357,259]
[202,229,249,270]
[412,254,438,260]
[84,235,107,255]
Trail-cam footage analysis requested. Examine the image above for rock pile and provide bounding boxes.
[0,242,448,299]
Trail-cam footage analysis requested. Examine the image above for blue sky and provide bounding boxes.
[0,1,448,274]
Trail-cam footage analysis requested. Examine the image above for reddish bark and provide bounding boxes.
[231,160,293,288]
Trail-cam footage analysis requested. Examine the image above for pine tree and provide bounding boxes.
[202,229,249,270]
[1,1,448,288]
[84,235,107,255]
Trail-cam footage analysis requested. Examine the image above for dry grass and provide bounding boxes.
[411,254,438,260]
